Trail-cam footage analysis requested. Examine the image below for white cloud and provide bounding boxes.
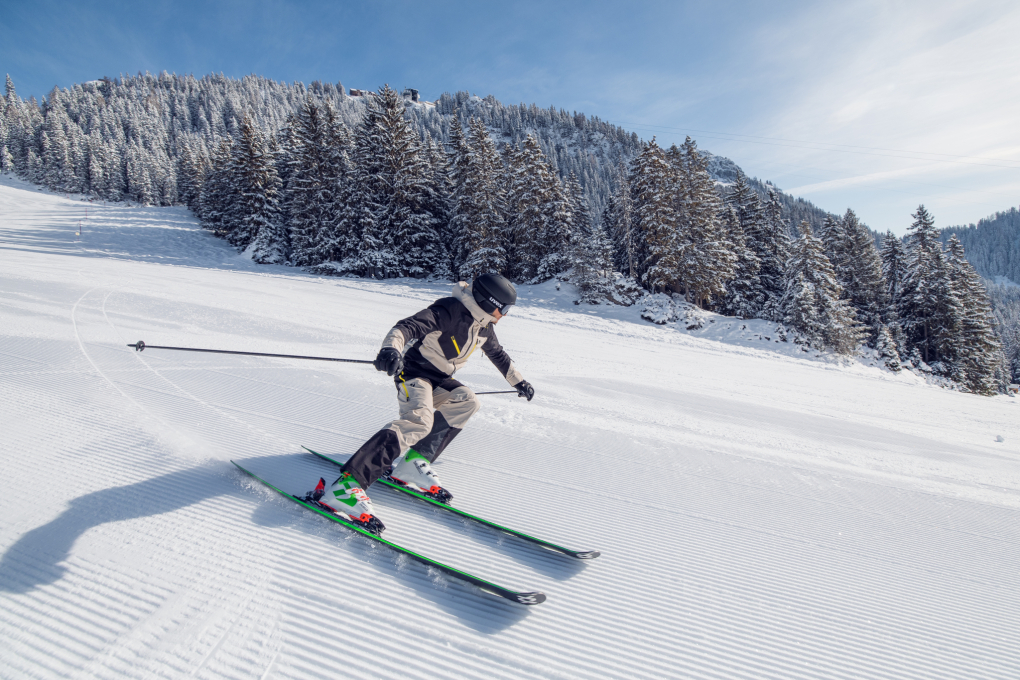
[719,0,1020,231]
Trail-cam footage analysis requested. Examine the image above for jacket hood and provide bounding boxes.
[453,281,497,326]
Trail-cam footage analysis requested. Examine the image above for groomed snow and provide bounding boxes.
[2,175,1019,679]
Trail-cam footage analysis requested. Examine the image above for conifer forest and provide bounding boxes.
[1,72,1014,393]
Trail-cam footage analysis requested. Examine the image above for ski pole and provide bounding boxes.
[127,340,373,364]
[130,341,524,395]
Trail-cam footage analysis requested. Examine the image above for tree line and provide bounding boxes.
[174,88,1015,394]
[0,73,1008,393]
[601,138,1006,392]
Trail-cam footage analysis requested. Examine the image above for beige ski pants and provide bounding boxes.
[387,377,480,453]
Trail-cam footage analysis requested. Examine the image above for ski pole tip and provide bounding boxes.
[128,340,145,351]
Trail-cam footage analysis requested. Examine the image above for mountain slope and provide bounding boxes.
[1,177,1019,679]
[941,207,1020,284]
[0,72,837,230]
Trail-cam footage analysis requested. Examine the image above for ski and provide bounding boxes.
[302,446,601,560]
[232,461,546,605]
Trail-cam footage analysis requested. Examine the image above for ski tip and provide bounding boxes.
[514,591,547,605]
[573,550,601,560]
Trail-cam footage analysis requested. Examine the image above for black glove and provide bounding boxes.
[374,347,404,376]
[514,380,534,401]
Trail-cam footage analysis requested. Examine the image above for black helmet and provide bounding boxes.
[472,273,517,316]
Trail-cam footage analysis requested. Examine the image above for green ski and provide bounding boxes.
[232,461,546,605]
[303,446,600,560]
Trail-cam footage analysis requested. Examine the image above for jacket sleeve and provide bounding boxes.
[481,328,525,386]
[382,304,449,351]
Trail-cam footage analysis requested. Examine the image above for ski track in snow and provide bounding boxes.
[2,175,1020,679]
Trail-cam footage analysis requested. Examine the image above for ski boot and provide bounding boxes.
[386,449,454,503]
[306,473,385,535]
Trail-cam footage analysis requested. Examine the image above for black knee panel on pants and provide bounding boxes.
[413,412,464,463]
[413,412,450,462]
[340,428,402,489]
[428,427,462,463]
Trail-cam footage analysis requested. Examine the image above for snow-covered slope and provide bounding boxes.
[2,176,1019,679]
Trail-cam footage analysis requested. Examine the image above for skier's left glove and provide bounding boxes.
[514,380,535,401]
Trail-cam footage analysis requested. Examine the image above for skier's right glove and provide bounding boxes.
[374,347,404,376]
[514,380,535,401]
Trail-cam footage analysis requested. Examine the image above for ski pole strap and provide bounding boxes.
[127,340,374,364]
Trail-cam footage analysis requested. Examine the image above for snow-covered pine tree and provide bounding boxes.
[349,85,405,277]
[945,236,1004,394]
[728,169,756,222]
[504,133,575,281]
[875,325,902,371]
[719,205,763,318]
[564,166,612,300]
[452,117,507,279]
[502,140,530,280]
[671,137,735,308]
[782,272,824,345]
[175,141,206,211]
[103,141,125,201]
[605,162,638,278]
[817,214,841,263]
[345,85,447,277]
[748,187,792,320]
[125,143,157,206]
[389,115,445,277]
[0,103,9,172]
[566,171,592,238]
[928,245,966,379]
[535,176,573,280]
[899,205,962,370]
[284,97,347,266]
[446,116,473,277]
[198,139,234,234]
[446,116,470,203]
[314,105,363,272]
[230,114,286,262]
[630,138,679,293]
[423,131,454,279]
[318,103,358,265]
[503,134,556,281]
[4,74,15,107]
[572,220,615,304]
[780,221,863,354]
[41,103,75,193]
[723,170,766,317]
[825,209,888,344]
[1,144,13,174]
[879,230,907,347]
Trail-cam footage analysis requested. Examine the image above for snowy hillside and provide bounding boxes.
[2,177,1019,679]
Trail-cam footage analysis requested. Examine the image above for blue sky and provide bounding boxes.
[3,0,1018,234]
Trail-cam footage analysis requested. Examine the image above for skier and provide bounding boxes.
[314,273,535,534]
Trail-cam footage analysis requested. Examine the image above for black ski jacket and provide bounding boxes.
[381,282,524,388]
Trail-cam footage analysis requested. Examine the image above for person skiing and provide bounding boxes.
[313,273,535,534]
